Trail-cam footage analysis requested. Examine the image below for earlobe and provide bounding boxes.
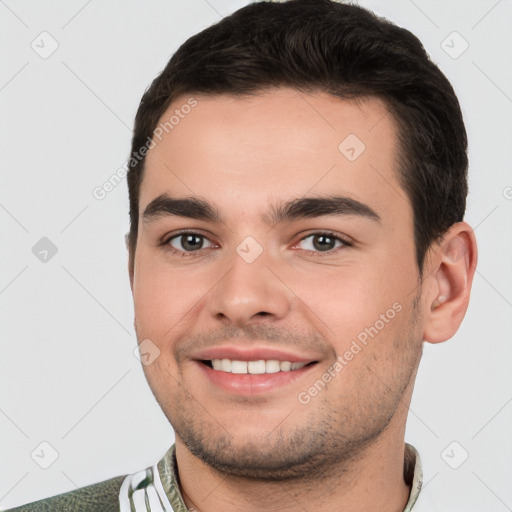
[422,222,477,344]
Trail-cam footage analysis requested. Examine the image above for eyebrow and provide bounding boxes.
[142,193,381,225]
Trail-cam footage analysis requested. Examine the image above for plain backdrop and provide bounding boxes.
[0,0,511,509]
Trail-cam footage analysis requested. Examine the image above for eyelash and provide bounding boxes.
[160,230,352,258]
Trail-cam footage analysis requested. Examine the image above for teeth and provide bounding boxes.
[210,359,309,374]
[265,360,280,373]
[248,360,266,374]
[231,360,248,374]
[280,361,292,371]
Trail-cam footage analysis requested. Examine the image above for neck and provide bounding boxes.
[174,423,412,512]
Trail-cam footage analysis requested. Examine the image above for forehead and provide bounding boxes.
[140,88,409,225]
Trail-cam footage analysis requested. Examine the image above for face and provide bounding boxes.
[131,88,425,480]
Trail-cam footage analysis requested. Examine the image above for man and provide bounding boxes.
[7,0,477,510]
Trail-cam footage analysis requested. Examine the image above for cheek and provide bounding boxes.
[132,255,189,341]
[288,259,412,353]
[132,250,220,349]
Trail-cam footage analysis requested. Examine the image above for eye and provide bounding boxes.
[296,232,349,254]
[164,232,215,255]
[160,230,350,258]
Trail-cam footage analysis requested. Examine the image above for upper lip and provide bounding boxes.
[192,345,321,363]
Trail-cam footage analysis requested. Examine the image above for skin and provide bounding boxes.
[128,88,477,511]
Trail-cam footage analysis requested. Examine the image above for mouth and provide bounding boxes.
[190,346,323,395]
[193,355,320,396]
[200,359,318,374]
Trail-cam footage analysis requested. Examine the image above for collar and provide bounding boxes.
[403,443,423,511]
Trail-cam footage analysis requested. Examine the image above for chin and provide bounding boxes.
[173,414,375,482]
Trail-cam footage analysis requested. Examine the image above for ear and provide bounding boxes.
[125,232,134,292]
[422,222,478,344]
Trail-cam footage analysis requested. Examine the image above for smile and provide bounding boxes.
[206,359,311,374]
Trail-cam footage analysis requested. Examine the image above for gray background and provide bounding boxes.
[1,0,511,509]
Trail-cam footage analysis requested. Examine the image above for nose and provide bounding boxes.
[206,244,292,328]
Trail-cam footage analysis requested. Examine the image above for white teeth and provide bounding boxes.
[209,359,310,374]
[231,360,248,374]
[265,360,280,373]
[280,361,292,371]
[248,360,266,374]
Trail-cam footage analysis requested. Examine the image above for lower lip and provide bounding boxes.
[194,361,317,395]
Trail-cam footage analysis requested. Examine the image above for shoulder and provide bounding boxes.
[3,474,127,512]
